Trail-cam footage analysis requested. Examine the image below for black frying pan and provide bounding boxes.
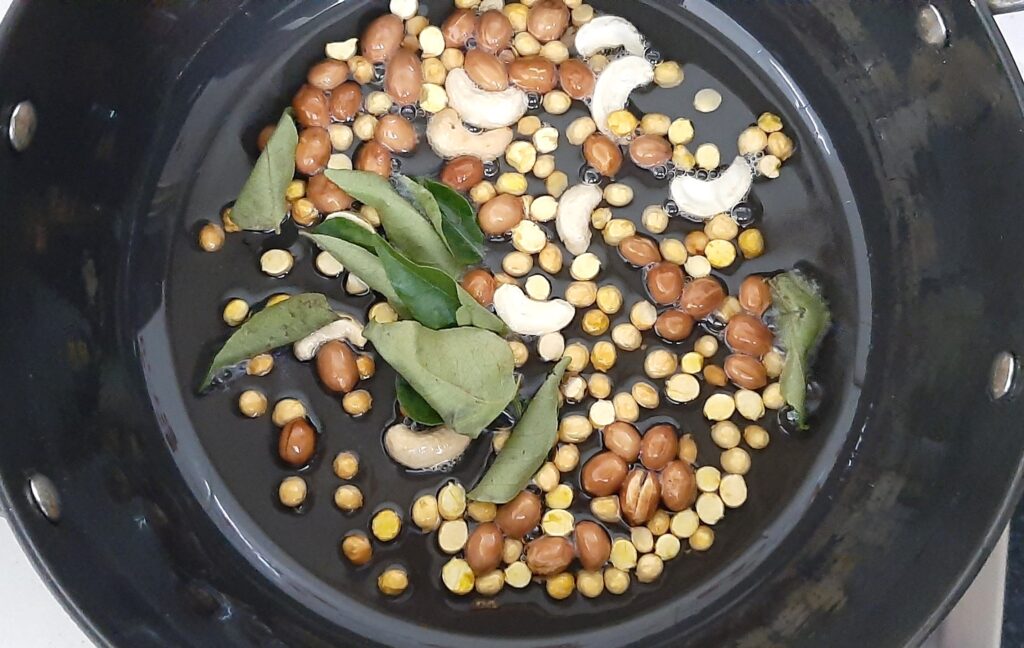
[3,1,1024,646]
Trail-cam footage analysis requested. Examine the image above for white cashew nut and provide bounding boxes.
[293,317,366,361]
[426,108,514,161]
[555,183,603,256]
[384,423,472,470]
[324,210,375,231]
[669,156,753,221]
[575,15,647,58]
[590,55,654,142]
[493,284,575,336]
[445,68,529,129]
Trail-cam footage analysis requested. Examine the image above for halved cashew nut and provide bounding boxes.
[591,56,654,142]
[445,68,529,129]
[293,317,366,361]
[555,183,603,256]
[575,15,647,58]
[493,284,575,336]
[384,423,472,470]
[478,0,505,10]
[426,108,514,161]
[669,156,753,221]
[324,210,375,231]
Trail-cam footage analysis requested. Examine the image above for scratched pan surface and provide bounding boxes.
[4,1,1024,647]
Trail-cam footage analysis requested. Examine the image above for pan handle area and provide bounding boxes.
[989,0,1024,15]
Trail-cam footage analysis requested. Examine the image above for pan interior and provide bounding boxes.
[137,0,868,643]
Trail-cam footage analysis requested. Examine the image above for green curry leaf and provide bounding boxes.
[365,321,517,439]
[301,224,407,316]
[395,175,445,240]
[396,376,444,426]
[421,178,485,266]
[374,240,460,330]
[200,293,338,390]
[468,357,571,503]
[454,287,507,334]
[231,110,298,232]
[769,271,831,430]
[324,170,461,276]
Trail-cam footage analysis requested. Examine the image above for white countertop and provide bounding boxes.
[2,2,1023,646]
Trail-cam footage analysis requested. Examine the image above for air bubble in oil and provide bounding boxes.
[400,104,417,119]
[527,93,542,110]
[483,160,499,178]
[732,203,757,227]
[703,316,727,336]
[391,157,403,173]
[465,123,483,134]
[465,37,477,50]
[372,62,386,84]
[581,166,602,184]
[644,48,662,64]
[663,199,679,216]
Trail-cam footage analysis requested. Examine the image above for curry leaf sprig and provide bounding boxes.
[769,271,831,429]
[230,110,298,232]
[200,293,338,390]
[469,357,571,504]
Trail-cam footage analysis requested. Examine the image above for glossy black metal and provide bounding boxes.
[2,1,1024,647]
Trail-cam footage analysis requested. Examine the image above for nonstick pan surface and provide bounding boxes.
[157,0,862,643]
[2,1,1024,647]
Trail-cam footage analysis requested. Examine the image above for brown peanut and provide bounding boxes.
[724,354,768,390]
[477,10,514,54]
[654,309,694,342]
[316,340,359,393]
[646,262,684,305]
[581,451,628,497]
[466,522,504,575]
[602,421,641,463]
[619,235,661,267]
[525,535,574,576]
[361,14,405,63]
[384,47,423,104]
[640,424,679,471]
[329,81,362,122]
[495,491,542,538]
[464,49,509,91]
[660,460,697,511]
[354,140,393,177]
[478,194,524,236]
[725,314,773,356]
[441,156,485,191]
[558,58,595,99]
[583,133,623,177]
[507,56,558,93]
[306,173,354,212]
[574,521,611,571]
[619,468,660,526]
[374,114,418,154]
[441,9,478,48]
[461,269,497,307]
[295,127,331,175]
[278,418,316,467]
[629,135,673,169]
[292,84,330,128]
[679,277,726,318]
[307,59,349,90]
[739,274,772,316]
[527,0,570,42]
